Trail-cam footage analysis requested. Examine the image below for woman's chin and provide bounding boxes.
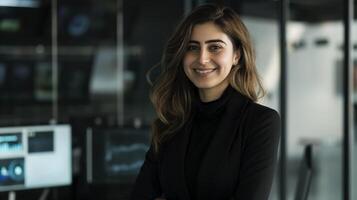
[192,82,214,90]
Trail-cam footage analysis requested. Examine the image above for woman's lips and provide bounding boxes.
[194,68,216,75]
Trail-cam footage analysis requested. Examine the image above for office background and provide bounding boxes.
[0,0,356,199]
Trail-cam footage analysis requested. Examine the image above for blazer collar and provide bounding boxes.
[162,90,249,200]
[196,90,249,199]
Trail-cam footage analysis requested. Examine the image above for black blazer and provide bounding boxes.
[131,91,281,200]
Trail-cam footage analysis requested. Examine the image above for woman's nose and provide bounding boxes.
[198,49,210,65]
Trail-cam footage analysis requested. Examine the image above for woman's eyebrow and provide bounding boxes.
[189,39,227,45]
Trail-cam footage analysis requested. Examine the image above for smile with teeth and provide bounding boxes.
[194,68,216,74]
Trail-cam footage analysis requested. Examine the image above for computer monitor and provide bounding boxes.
[9,62,34,103]
[0,62,8,104]
[58,56,93,104]
[33,55,93,104]
[0,3,44,45]
[0,125,72,192]
[0,0,40,7]
[58,3,116,45]
[86,127,150,184]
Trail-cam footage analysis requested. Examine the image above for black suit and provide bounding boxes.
[131,90,281,200]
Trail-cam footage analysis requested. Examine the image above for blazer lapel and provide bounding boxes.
[162,117,193,200]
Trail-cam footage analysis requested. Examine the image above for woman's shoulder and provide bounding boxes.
[246,101,280,120]
[242,101,281,139]
[229,89,280,121]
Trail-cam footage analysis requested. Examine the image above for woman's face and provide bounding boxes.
[183,22,240,96]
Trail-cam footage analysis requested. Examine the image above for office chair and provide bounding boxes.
[294,144,313,200]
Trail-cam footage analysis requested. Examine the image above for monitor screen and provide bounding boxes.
[33,62,52,102]
[0,0,40,8]
[86,127,150,184]
[0,6,44,45]
[58,56,93,104]
[0,60,34,105]
[10,62,34,102]
[0,63,5,86]
[32,55,93,104]
[58,4,116,45]
[0,63,8,103]
[0,125,72,192]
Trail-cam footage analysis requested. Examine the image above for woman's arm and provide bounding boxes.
[130,145,162,200]
[231,109,281,200]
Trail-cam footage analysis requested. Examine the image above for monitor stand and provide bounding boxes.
[39,188,50,200]
[8,191,15,200]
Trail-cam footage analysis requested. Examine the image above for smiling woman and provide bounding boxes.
[183,22,239,102]
[131,4,281,200]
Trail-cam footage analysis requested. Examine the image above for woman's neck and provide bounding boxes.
[198,82,229,102]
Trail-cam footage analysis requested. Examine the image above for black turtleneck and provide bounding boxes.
[185,86,234,200]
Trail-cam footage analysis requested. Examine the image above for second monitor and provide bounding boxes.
[0,124,72,192]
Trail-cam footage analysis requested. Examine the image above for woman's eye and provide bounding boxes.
[187,45,199,52]
[209,45,222,52]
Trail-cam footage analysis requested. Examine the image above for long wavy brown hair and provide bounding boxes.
[147,4,265,153]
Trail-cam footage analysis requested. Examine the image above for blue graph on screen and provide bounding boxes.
[0,133,23,153]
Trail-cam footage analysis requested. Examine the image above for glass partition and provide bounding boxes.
[286,1,344,200]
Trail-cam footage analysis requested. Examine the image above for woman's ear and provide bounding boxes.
[233,50,241,65]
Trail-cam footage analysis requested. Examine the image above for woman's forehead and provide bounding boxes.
[190,22,232,44]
